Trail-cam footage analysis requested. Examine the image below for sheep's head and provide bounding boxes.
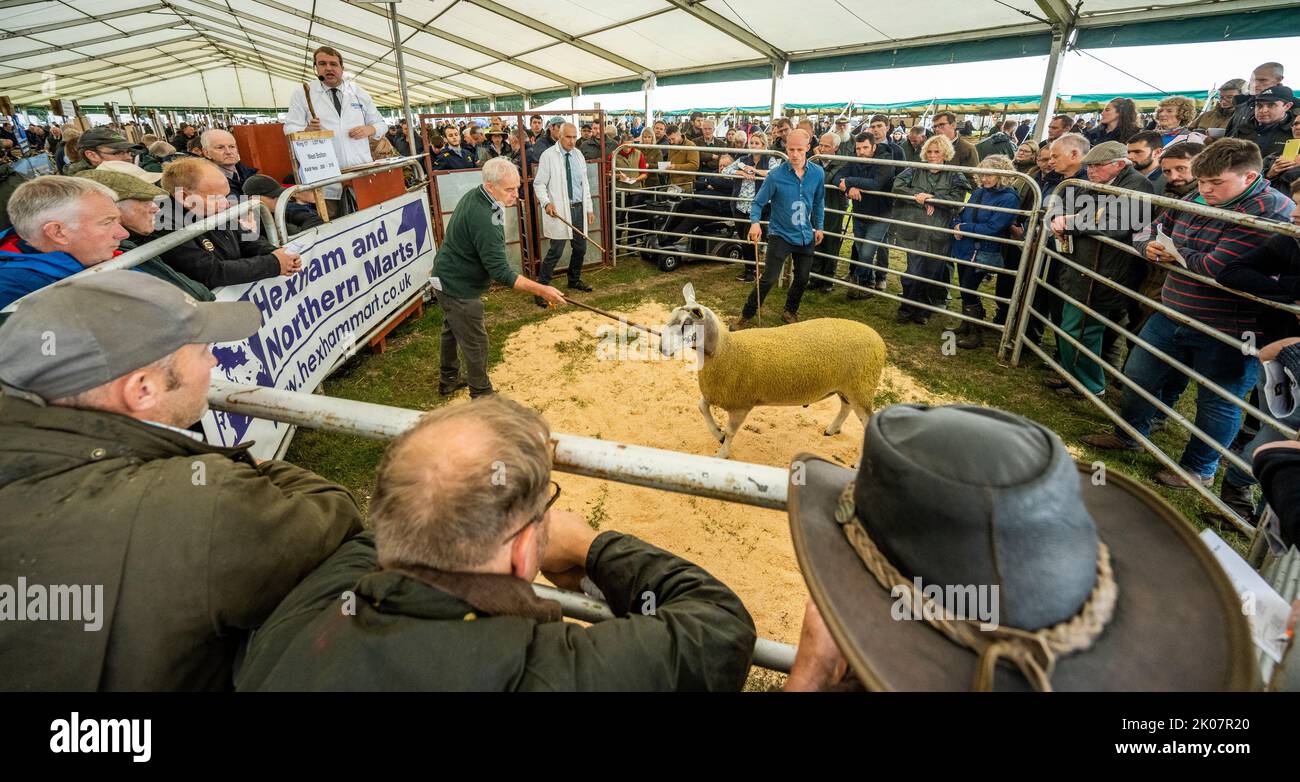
[661,283,716,358]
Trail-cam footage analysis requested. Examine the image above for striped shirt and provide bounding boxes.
[1135,177,1294,336]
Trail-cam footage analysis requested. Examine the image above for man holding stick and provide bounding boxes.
[734,129,825,328]
[432,158,566,398]
[283,46,387,217]
[533,123,595,306]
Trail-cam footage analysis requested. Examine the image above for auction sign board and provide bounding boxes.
[202,190,435,460]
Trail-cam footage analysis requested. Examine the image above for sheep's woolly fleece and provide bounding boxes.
[479,301,968,647]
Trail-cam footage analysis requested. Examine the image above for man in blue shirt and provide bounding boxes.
[734,129,824,328]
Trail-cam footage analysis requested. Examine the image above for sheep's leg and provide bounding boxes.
[851,400,873,429]
[699,397,724,443]
[715,407,751,459]
[825,395,852,436]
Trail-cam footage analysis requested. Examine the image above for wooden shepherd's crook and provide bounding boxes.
[560,296,662,338]
[752,234,762,324]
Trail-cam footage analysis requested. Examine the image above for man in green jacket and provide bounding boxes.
[236,395,757,691]
[0,272,364,691]
[432,157,566,397]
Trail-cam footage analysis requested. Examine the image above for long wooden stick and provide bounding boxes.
[302,83,318,122]
[550,207,607,255]
[752,234,762,324]
[561,295,661,338]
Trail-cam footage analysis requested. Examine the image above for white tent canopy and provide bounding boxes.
[1,0,1296,110]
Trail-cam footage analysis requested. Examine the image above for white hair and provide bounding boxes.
[1052,132,1091,157]
[481,156,518,187]
[8,176,117,244]
[199,128,234,151]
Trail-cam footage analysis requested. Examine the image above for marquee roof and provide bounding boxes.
[1,0,1297,110]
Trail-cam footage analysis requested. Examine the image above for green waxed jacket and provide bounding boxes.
[236,530,757,692]
[0,397,364,691]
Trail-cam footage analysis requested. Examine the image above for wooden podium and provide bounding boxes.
[231,123,294,184]
[343,164,406,211]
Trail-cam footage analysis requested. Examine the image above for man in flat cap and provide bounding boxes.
[0,272,363,690]
[64,126,146,176]
[76,167,213,301]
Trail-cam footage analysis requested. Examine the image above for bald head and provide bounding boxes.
[558,122,578,151]
[370,396,553,573]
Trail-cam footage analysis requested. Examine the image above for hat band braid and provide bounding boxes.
[834,482,1118,692]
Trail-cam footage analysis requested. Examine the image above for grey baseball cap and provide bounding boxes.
[0,270,260,403]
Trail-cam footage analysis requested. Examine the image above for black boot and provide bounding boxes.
[957,305,986,349]
[1220,481,1256,520]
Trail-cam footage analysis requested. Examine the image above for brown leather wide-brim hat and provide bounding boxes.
[788,407,1257,692]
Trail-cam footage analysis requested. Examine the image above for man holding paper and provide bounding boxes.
[1082,139,1295,490]
[284,46,387,217]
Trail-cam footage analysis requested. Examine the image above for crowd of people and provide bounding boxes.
[1,46,1298,692]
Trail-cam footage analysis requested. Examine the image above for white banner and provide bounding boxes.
[203,190,435,460]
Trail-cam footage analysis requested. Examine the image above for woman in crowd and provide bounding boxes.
[613,134,648,247]
[949,154,1020,349]
[1086,97,1140,146]
[891,134,971,325]
[1154,96,1198,146]
[725,131,777,283]
[638,126,663,190]
[1013,142,1038,174]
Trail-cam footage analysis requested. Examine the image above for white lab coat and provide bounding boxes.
[533,143,593,240]
[284,78,388,199]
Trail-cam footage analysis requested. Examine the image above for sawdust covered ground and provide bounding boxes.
[481,301,968,646]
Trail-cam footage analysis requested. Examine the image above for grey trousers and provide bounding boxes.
[435,290,493,397]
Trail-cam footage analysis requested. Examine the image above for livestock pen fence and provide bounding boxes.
[206,380,798,674]
[1011,179,1300,535]
[609,143,1043,357]
[607,143,1300,533]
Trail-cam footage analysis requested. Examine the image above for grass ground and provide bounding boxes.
[285,244,1253,553]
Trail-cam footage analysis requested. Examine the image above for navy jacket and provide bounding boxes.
[950,186,1021,255]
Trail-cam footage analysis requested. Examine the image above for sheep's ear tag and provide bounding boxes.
[682,282,696,304]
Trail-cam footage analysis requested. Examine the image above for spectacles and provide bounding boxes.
[932,121,950,129]
[502,481,561,543]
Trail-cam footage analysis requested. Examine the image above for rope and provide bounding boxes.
[833,482,1117,691]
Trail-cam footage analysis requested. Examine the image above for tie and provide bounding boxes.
[329,88,342,115]
[564,150,574,203]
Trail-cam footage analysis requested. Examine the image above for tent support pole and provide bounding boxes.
[769,58,787,123]
[1033,1,1076,143]
[386,3,418,161]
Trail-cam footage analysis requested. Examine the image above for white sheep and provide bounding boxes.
[660,283,887,458]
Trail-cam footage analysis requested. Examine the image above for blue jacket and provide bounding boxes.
[831,158,892,218]
[0,228,85,308]
[950,186,1020,256]
[749,161,825,246]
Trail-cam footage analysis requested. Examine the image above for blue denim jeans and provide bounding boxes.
[1115,312,1259,478]
[849,218,890,286]
[955,247,1005,309]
